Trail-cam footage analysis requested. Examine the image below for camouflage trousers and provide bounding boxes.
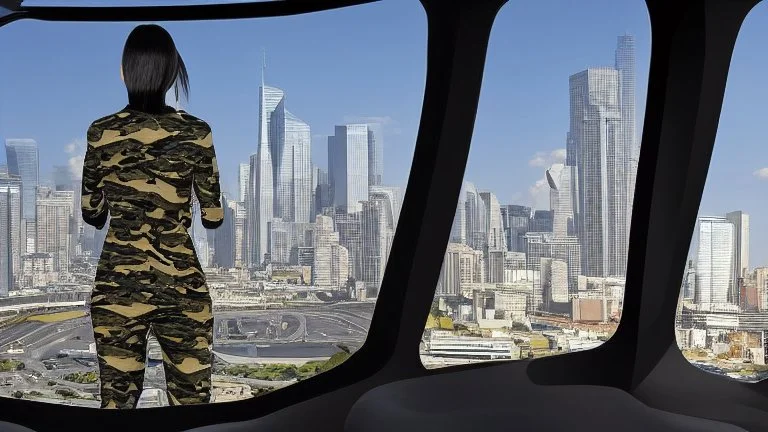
[90,254,214,409]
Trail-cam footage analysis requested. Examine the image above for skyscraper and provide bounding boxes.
[247,82,282,267]
[695,216,735,309]
[616,35,638,222]
[367,123,384,186]
[0,180,21,296]
[568,67,627,278]
[329,125,369,214]
[726,210,749,303]
[36,188,73,273]
[238,163,249,202]
[6,139,39,254]
[5,139,39,221]
[500,204,531,253]
[546,163,579,238]
[479,192,506,251]
[271,98,312,223]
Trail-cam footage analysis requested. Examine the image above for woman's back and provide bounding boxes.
[82,106,223,236]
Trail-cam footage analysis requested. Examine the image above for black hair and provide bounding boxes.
[121,24,189,113]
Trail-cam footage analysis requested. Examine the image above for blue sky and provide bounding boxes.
[0,0,766,266]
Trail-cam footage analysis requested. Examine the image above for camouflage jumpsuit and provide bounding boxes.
[81,106,223,409]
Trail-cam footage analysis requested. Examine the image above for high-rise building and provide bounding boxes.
[568,67,627,278]
[6,139,39,253]
[725,210,749,304]
[313,215,348,288]
[616,35,638,224]
[525,232,581,310]
[480,192,506,251]
[500,204,531,253]
[530,210,553,233]
[5,139,39,221]
[435,242,484,297]
[36,188,73,273]
[271,98,312,223]
[329,125,369,214]
[314,167,332,217]
[360,188,398,290]
[247,82,282,268]
[694,216,735,309]
[0,180,21,296]
[369,185,402,229]
[233,201,247,268]
[546,163,579,237]
[367,123,384,186]
[451,181,487,250]
[238,163,249,202]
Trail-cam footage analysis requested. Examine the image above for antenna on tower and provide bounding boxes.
[261,47,266,86]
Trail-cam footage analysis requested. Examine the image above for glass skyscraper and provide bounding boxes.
[5,139,39,221]
[329,124,369,214]
[695,216,735,309]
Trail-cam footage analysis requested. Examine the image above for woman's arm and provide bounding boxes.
[193,126,224,229]
[81,125,109,230]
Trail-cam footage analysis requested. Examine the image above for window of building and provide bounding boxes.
[421,0,650,369]
[674,2,768,383]
[0,0,424,406]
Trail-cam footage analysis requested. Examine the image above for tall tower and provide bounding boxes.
[247,56,281,268]
[726,210,749,304]
[695,216,735,309]
[271,99,312,223]
[328,124,369,214]
[616,34,637,232]
[568,67,626,278]
[6,139,39,254]
[238,163,249,202]
[367,123,384,186]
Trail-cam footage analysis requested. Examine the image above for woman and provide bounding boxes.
[81,24,223,409]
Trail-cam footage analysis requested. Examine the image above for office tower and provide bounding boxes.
[726,210,749,304]
[5,139,39,221]
[369,185,402,228]
[435,243,484,297]
[568,67,627,278]
[0,180,21,296]
[360,189,398,289]
[271,98,312,223]
[247,81,282,268]
[6,139,39,253]
[329,125,369,213]
[36,188,73,273]
[314,167,332,217]
[450,181,487,250]
[233,201,247,268]
[500,204,531,253]
[541,257,569,304]
[546,163,579,237]
[269,219,314,265]
[313,215,348,288]
[367,123,384,186]
[694,216,735,309]
[213,195,236,268]
[238,163,249,202]
[755,267,768,312]
[530,210,553,233]
[616,35,638,223]
[525,232,581,310]
[480,192,506,251]
[336,212,363,280]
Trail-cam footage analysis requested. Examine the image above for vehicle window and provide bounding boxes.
[421,0,650,369]
[675,2,768,383]
[0,0,424,406]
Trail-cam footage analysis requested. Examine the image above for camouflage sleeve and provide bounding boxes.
[193,127,224,229]
[81,125,109,230]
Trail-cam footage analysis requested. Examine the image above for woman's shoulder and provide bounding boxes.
[174,110,212,131]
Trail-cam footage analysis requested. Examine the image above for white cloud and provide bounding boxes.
[528,148,566,168]
[64,138,86,180]
[528,177,551,210]
[753,168,768,179]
